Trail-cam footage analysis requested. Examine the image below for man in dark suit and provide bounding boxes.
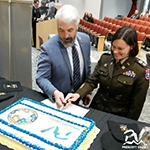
[32,0,43,47]
[36,4,91,108]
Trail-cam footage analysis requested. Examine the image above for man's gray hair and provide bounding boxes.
[55,4,80,27]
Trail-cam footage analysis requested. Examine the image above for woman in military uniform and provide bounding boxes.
[65,26,150,120]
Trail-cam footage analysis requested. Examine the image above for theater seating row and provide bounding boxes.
[93,17,147,45]
[139,16,150,22]
[103,16,150,51]
[79,17,148,55]
[103,16,150,27]
[78,19,109,51]
[102,17,150,35]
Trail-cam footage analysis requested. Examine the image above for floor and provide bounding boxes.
[31,46,150,124]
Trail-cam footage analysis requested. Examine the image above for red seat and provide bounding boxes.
[112,19,118,25]
[128,18,134,23]
[137,32,146,42]
[97,20,103,26]
[145,17,150,22]
[134,25,141,32]
[139,26,148,33]
[144,22,150,27]
[138,20,145,26]
[122,16,127,21]
[123,17,130,22]
[124,22,131,27]
[107,23,114,31]
[145,27,150,35]
[103,22,110,28]
[111,25,120,34]
[120,21,126,26]
[101,27,109,36]
[130,23,136,29]
[116,20,122,26]
[139,16,145,21]
[93,18,99,25]
[132,19,139,24]
[103,16,110,22]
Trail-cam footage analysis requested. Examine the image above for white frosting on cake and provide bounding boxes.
[0,98,100,150]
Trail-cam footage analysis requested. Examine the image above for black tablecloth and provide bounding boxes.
[0,77,149,150]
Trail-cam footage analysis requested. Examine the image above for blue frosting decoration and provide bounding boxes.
[0,98,96,150]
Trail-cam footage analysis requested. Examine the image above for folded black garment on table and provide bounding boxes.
[0,92,14,102]
[101,120,140,150]
[0,80,23,92]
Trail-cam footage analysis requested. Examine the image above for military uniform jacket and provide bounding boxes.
[32,6,41,28]
[77,53,149,120]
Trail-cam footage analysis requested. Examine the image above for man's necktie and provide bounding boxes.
[72,45,81,92]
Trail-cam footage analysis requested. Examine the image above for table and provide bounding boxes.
[0,77,149,150]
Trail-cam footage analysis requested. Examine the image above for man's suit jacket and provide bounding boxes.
[36,32,91,100]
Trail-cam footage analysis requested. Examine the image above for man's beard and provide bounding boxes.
[60,37,76,48]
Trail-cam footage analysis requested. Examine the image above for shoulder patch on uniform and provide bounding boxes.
[145,68,150,80]
[135,58,147,68]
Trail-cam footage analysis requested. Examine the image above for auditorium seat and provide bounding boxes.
[138,20,145,26]
[115,20,121,26]
[103,22,110,28]
[101,28,109,36]
[144,22,150,27]
[111,25,120,34]
[91,26,104,48]
[93,18,99,24]
[96,20,102,26]
[124,22,131,27]
[132,19,139,24]
[134,25,141,32]
[107,23,115,31]
[108,18,114,24]
[122,16,130,22]
[103,16,110,22]
[88,24,98,45]
[139,26,148,34]
[97,28,109,51]
[112,19,118,25]
[120,21,126,26]
[130,23,136,29]
[139,16,145,21]
[128,18,134,23]
[144,17,150,22]
[145,27,150,36]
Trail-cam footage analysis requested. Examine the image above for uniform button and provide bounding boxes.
[119,108,122,112]
[123,81,126,83]
[107,86,109,89]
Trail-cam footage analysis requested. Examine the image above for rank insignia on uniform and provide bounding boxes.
[127,62,130,66]
[145,69,150,80]
[123,70,136,78]
[119,124,128,131]
[121,66,126,70]
[104,63,108,67]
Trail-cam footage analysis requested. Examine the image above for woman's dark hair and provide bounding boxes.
[34,0,39,3]
[111,26,139,57]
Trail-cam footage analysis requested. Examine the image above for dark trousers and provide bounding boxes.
[32,26,36,47]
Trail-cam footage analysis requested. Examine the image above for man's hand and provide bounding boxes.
[53,90,66,109]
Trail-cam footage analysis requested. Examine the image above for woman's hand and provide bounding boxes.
[83,94,91,106]
[65,93,80,103]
